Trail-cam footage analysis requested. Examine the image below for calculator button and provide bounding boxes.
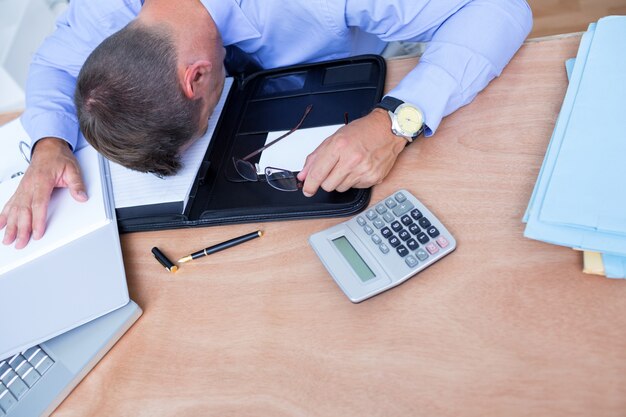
[392,201,414,217]
[379,243,390,254]
[416,232,430,244]
[384,198,397,208]
[425,242,439,254]
[408,223,420,235]
[382,212,395,223]
[418,217,431,228]
[388,236,401,248]
[363,225,374,235]
[371,235,382,244]
[410,209,423,220]
[380,227,393,239]
[426,226,440,238]
[356,216,366,226]
[406,238,419,251]
[415,249,429,261]
[400,215,413,226]
[366,210,378,220]
[398,230,410,241]
[394,192,407,202]
[373,218,385,229]
[390,221,403,232]
[436,236,450,248]
[405,255,418,268]
[396,245,409,257]
[375,204,387,214]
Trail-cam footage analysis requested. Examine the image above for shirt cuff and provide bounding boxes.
[386,60,461,137]
[21,111,80,154]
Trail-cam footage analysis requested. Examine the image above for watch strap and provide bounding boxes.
[375,96,404,113]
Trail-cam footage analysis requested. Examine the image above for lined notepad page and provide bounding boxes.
[109,77,234,210]
[0,146,108,275]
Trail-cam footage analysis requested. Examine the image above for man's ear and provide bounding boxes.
[182,60,212,99]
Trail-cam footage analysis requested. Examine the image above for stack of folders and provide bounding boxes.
[523,16,626,279]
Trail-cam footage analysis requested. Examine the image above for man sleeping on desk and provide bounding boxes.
[0,0,532,249]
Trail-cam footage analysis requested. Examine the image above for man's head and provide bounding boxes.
[75,3,225,176]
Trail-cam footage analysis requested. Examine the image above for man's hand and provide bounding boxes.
[0,137,88,249]
[297,108,407,196]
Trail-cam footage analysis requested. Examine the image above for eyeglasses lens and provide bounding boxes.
[233,159,259,182]
[265,167,299,192]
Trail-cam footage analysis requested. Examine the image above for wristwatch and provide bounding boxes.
[376,96,425,143]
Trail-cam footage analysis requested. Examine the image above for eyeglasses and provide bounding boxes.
[232,104,313,192]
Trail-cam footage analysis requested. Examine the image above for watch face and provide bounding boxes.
[395,104,424,137]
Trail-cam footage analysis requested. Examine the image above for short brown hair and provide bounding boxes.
[75,22,202,176]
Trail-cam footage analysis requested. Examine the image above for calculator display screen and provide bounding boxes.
[332,236,375,282]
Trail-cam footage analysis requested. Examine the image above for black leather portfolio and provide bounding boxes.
[115,55,386,233]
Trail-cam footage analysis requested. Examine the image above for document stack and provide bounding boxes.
[523,16,626,279]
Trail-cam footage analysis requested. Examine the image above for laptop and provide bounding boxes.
[0,300,142,417]
[0,147,130,359]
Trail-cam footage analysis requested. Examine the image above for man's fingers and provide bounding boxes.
[2,213,17,245]
[31,184,54,241]
[0,211,7,231]
[14,207,33,250]
[301,149,339,197]
[66,165,88,202]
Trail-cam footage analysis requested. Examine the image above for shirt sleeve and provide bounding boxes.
[345,0,533,136]
[21,0,138,151]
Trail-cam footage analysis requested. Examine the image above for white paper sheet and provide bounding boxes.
[258,124,342,172]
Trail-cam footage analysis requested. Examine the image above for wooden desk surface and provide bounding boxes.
[5,34,626,416]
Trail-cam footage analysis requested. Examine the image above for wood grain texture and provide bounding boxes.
[528,0,626,37]
[4,34,626,417]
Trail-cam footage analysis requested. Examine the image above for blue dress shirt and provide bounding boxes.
[22,0,532,150]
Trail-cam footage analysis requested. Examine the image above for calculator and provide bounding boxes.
[309,189,456,302]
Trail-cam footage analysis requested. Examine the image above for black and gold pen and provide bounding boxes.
[178,230,263,263]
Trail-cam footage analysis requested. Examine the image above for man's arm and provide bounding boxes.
[0,0,138,248]
[298,0,533,196]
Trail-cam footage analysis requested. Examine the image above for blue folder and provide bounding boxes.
[524,18,626,260]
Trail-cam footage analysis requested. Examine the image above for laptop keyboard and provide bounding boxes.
[0,346,55,415]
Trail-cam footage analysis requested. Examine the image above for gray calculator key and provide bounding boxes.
[365,210,377,220]
[382,212,395,223]
[379,243,390,254]
[384,198,397,208]
[392,201,414,217]
[356,216,366,226]
[405,255,418,268]
[0,389,16,414]
[372,218,385,229]
[363,225,374,235]
[371,235,382,244]
[394,192,407,202]
[415,248,429,261]
[375,204,387,214]
[396,245,409,257]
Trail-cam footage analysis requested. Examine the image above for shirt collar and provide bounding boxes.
[199,0,260,45]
